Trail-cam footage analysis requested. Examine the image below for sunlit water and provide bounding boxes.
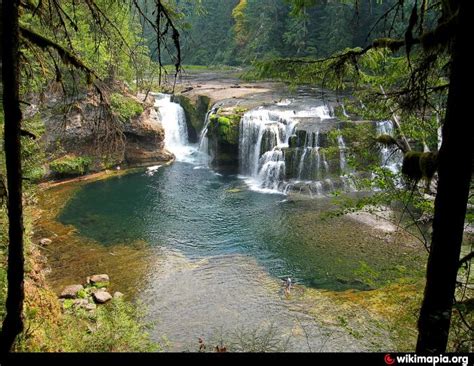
[58,161,422,351]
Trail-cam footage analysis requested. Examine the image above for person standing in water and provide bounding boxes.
[284,277,292,296]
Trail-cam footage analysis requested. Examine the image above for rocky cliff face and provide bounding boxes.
[123,106,174,165]
[42,93,173,177]
[173,94,211,143]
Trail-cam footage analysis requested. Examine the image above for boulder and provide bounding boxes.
[89,274,110,286]
[93,290,112,304]
[39,238,52,246]
[60,284,84,299]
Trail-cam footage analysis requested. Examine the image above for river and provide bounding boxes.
[42,92,425,352]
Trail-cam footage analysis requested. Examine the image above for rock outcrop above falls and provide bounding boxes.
[42,92,173,178]
[123,106,174,165]
[206,107,247,174]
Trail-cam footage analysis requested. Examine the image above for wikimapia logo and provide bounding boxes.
[384,354,471,366]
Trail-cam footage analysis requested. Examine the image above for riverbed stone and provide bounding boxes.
[89,274,110,286]
[39,238,52,246]
[72,299,89,309]
[113,291,124,300]
[85,303,97,311]
[93,290,112,304]
[60,284,84,299]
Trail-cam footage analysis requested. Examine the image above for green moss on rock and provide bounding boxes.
[110,93,144,122]
[402,152,422,180]
[209,114,241,146]
[376,134,398,147]
[174,95,211,142]
[419,152,438,181]
[50,155,92,177]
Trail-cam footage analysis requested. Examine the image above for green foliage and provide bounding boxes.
[60,299,161,352]
[197,323,291,352]
[0,250,6,323]
[209,114,241,145]
[77,289,88,300]
[19,1,153,95]
[17,296,164,352]
[110,93,144,122]
[164,0,400,66]
[91,281,109,289]
[50,155,92,177]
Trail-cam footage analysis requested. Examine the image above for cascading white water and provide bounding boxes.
[341,104,350,118]
[376,120,402,173]
[337,134,347,174]
[154,93,194,162]
[239,105,332,193]
[198,107,218,155]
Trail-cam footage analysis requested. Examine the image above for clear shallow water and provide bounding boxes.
[59,161,419,291]
[52,89,423,351]
[56,161,423,351]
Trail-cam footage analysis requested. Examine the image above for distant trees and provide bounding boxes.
[159,0,398,65]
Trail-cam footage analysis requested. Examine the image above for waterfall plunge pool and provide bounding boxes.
[40,92,425,351]
[49,161,425,351]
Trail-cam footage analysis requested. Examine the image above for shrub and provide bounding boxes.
[50,155,92,177]
[110,93,144,122]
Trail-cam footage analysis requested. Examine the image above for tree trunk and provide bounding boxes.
[0,0,25,355]
[416,0,473,353]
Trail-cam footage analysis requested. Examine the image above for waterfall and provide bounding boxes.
[239,105,332,193]
[376,120,402,173]
[239,109,296,192]
[437,113,443,150]
[195,107,220,166]
[154,93,193,161]
[337,134,347,174]
[341,104,350,118]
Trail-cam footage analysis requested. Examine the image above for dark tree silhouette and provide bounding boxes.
[0,0,182,354]
[0,0,25,355]
[416,0,473,353]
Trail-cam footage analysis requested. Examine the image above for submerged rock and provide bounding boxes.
[60,284,84,299]
[89,274,110,286]
[39,238,52,246]
[72,299,89,309]
[113,291,124,300]
[85,303,97,311]
[93,290,113,304]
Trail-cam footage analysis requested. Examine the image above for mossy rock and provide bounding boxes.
[295,130,308,147]
[208,114,240,146]
[174,95,211,142]
[288,135,298,148]
[260,129,278,155]
[402,152,422,180]
[419,152,438,180]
